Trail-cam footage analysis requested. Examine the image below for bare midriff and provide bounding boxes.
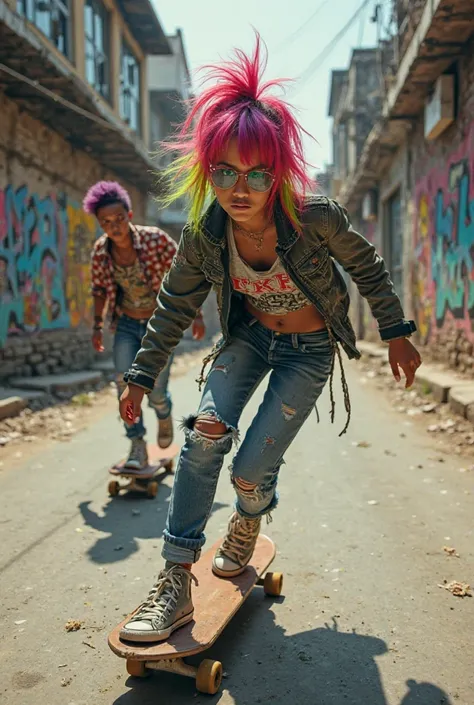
[121,306,156,320]
[245,299,326,333]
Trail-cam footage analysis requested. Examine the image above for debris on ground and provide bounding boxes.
[82,641,96,649]
[438,580,472,597]
[443,546,460,558]
[61,677,73,687]
[65,619,83,632]
[359,356,474,459]
[352,440,371,448]
[0,345,212,449]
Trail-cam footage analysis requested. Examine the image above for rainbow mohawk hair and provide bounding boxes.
[159,34,313,230]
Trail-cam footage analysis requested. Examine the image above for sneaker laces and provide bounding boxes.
[132,567,197,625]
[220,513,260,564]
[128,440,145,464]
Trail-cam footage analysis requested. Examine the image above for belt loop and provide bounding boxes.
[292,333,298,349]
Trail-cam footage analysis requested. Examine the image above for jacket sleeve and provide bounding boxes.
[325,199,416,341]
[124,226,212,391]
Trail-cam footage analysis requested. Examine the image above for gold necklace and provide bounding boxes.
[233,220,272,251]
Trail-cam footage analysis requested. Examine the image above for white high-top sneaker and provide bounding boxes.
[212,511,261,577]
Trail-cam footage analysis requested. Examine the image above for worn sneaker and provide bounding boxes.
[120,564,197,643]
[158,414,174,449]
[124,438,148,471]
[212,512,261,578]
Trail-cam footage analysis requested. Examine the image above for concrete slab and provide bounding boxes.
[415,365,464,403]
[91,358,115,373]
[0,396,27,421]
[357,340,386,358]
[9,370,103,394]
[448,384,474,420]
[0,387,48,402]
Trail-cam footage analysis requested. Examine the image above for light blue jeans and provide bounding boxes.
[162,311,334,564]
[114,314,173,440]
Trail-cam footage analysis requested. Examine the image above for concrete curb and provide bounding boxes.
[357,340,474,422]
[0,369,109,421]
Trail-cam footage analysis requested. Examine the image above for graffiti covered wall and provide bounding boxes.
[0,185,100,346]
[413,125,474,345]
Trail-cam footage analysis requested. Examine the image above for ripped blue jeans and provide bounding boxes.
[114,314,173,440]
[162,312,333,564]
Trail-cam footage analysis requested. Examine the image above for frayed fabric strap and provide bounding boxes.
[196,338,228,391]
[326,323,352,437]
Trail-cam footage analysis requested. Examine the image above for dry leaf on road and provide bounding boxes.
[352,441,371,448]
[443,546,460,557]
[65,619,83,632]
[438,580,471,597]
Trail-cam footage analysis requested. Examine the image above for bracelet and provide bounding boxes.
[93,324,103,332]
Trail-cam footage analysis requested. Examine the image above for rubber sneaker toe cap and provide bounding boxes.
[123,619,154,633]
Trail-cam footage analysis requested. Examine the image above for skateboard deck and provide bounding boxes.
[108,533,282,694]
[108,443,179,498]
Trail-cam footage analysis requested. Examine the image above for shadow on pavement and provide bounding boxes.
[110,594,453,705]
[78,484,229,564]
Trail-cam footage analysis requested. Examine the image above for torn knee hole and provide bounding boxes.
[234,477,257,490]
[194,416,228,439]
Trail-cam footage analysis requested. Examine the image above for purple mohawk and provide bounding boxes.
[83,180,132,215]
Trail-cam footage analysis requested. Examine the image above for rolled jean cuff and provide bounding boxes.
[161,530,204,564]
[234,491,279,519]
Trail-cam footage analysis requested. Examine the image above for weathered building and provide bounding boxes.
[147,29,191,241]
[0,0,171,380]
[332,0,474,374]
[328,48,384,338]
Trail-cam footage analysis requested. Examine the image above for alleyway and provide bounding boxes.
[1,357,473,705]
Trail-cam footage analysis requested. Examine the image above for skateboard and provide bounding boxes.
[108,443,179,499]
[108,533,283,695]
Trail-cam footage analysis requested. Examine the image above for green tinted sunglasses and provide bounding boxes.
[209,165,275,193]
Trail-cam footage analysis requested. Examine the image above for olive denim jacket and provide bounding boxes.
[124,196,416,392]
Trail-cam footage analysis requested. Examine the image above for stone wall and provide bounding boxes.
[0,92,146,381]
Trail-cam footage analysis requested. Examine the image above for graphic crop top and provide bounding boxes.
[227,220,311,315]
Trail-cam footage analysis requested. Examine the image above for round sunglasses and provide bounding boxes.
[209,165,275,193]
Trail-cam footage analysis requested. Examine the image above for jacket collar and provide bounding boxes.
[202,199,299,251]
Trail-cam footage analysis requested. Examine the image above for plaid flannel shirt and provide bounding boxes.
[91,223,177,326]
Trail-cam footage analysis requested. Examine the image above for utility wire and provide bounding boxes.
[274,0,332,53]
[289,0,373,97]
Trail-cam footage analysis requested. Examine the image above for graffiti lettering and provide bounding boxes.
[413,127,474,344]
[0,185,100,346]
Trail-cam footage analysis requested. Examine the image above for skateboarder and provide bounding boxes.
[84,180,206,470]
[117,37,422,642]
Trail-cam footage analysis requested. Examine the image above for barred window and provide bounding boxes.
[17,0,71,58]
[120,42,141,134]
[84,0,110,100]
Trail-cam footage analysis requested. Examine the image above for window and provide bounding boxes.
[17,0,71,58]
[120,42,141,134]
[84,0,109,100]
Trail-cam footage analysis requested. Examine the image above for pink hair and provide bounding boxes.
[159,35,313,230]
